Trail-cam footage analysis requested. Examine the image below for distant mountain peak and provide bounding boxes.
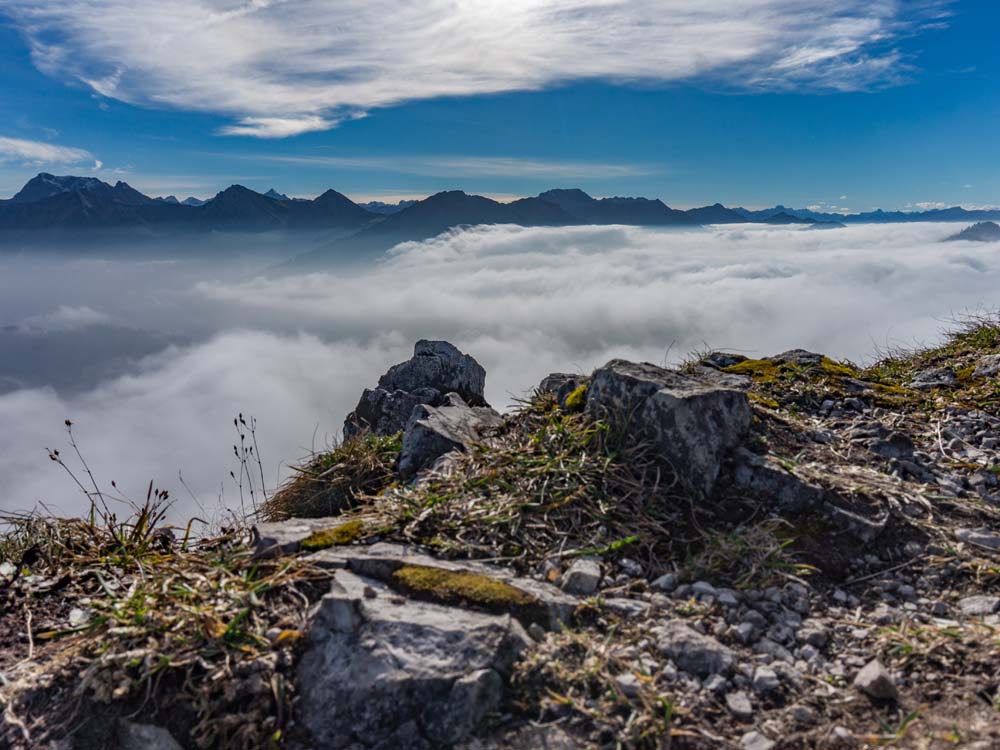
[265,188,291,201]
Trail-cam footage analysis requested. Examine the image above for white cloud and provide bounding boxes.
[3,0,951,137]
[18,305,111,333]
[3,220,997,524]
[0,135,95,165]
[247,153,658,180]
[913,201,948,210]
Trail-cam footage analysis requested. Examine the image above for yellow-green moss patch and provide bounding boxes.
[300,519,366,551]
[723,358,785,383]
[564,383,588,411]
[391,564,537,612]
[748,392,781,409]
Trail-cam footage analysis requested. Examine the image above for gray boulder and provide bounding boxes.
[297,569,530,748]
[586,360,751,495]
[398,394,502,478]
[655,620,735,676]
[344,341,488,440]
[343,387,437,441]
[381,340,487,405]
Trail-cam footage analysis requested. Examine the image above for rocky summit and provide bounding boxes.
[4,321,1000,750]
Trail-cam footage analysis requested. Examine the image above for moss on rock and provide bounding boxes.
[391,564,539,614]
[300,519,366,551]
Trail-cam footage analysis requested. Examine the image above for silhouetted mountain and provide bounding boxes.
[537,188,695,225]
[946,221,1000,242]
[264,189,291,201]
[359,200,419,215]
[181,197,206,207]
[0,176,377,234]
[12,173,109,203]
[289,191,577,268]
[685,203,747,224]
[11,173,154,208]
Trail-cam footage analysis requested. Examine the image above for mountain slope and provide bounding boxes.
[685,203,747,223]
[538,188,695,225]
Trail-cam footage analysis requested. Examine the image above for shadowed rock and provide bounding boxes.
[344,340,488,440]
[398,394,502,478]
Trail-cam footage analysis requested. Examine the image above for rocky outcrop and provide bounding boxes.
[398,394,502,478]
[585,359,752,495]
[344,340,488,440]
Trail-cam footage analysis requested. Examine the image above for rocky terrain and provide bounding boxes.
[3,322,1000,750]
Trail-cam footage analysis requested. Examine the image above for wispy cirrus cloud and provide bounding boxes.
[244,153,659,180]
[0,135,96,166]
[2,0,951,138]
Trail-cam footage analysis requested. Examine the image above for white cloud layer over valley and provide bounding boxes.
[0,221,996,523]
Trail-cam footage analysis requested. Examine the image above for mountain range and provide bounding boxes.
[3,173,999,260]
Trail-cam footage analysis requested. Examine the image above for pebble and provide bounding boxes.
[740,730,776,750]
[725,691,754,721]
[560,557,601,595]
[651,572,678,592]
[853,659,898,701]
[752,665,780,693]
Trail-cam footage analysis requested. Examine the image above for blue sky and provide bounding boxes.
[0,0,997,210]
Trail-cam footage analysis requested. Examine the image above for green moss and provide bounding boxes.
[391,564,538,612]
[747,392,780,409]
[564,384,588,411]
[300,519,366,551]
[818,357,858,378]
[955,366,976,383]
[722,359,784,382]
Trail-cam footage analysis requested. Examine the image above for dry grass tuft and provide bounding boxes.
[259,432,402,521]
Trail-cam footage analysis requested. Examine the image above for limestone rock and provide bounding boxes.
[344,340,488,440]
[585,360,751,495]
[956,527,1000,550]
[725,691,754,721]
[958,595,1000,616]
[398,395,502,478]
[853,659,897,701]
[343,387,436,440]
[307,542,578,631]
[116,722,183,750]
[973,354,1000,378]
[907,367,956,390]
[559,557,601,595]
[297,569,531,749]
[655,620,735,676]
[380,340,487,406]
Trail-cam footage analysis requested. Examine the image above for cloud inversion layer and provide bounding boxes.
[3,0,950,136]
[1,221,997,524]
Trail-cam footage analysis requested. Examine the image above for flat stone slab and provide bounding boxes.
[298,569,529,749]
[309,542,578,631]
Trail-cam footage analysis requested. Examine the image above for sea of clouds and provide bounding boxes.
[1,221,997,523]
